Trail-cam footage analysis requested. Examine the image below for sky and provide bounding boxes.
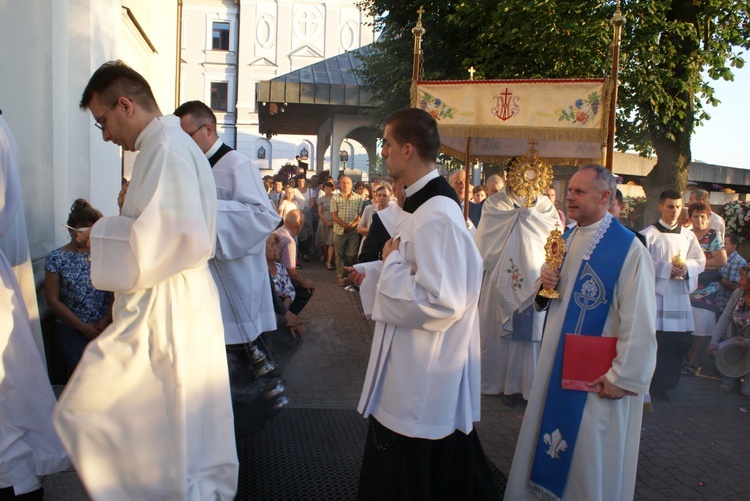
[690,63,749,170]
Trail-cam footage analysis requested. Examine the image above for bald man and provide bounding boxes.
[485,174,506,197]
[274,210,316,294]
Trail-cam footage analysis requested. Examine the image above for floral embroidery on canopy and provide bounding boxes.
[557,92,601,124]
[418,90,454,120]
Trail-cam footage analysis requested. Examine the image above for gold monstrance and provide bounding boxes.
[539,222,567,299]
[506,144,554,207]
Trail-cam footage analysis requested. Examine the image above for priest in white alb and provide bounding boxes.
[474,165,558,404]
[1,111,70,499]
[53,61,238,500]
[505,165,656,501]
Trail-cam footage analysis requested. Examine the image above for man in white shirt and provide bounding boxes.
[54,61,238,499]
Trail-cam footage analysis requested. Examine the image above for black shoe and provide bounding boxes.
[651,388,671,402]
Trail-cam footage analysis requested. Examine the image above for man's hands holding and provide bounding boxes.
[670,264,687,279]
[540,267,560,291]
[588,375,636,400]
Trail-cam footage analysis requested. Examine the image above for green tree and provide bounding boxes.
[356,0,750,221]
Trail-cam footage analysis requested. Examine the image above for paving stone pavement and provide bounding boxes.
[43,258,750,499]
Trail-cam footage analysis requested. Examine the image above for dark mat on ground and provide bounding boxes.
[236,407,507,500]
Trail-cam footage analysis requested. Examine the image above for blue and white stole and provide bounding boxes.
[529,213,634,500]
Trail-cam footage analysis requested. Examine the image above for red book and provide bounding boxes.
[561,334,617,392]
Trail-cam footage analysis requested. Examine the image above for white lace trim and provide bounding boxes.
[565,212,613,262]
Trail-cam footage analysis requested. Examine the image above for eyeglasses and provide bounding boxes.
[188,124,207,137]
[62,224,90,233]
[94,100,120,131]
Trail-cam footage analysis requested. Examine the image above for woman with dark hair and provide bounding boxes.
[45,199,113,374]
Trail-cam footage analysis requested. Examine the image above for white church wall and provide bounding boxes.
[0,0,178,289]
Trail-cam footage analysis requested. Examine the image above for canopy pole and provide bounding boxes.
[605,1,625,171]
[464,138,472,221]
[410,6,425,107]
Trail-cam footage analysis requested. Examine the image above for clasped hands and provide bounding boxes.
[345,238,401,287]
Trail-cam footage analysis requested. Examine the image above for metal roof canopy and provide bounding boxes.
[257,47,377,136]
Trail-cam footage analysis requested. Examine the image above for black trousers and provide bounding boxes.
[0,487,43,500]
[289,287,311,315]
[651,330,691,391]
[357,418,500,500]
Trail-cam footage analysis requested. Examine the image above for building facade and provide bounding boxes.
[178,0,375,174]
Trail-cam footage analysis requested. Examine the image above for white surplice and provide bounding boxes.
[473,192,558,398]
[354,194,483,439]
[505,217,657,501]
[53,116,238,500]
[640,223,705,332]
[208,141,281,343]
[1,114,70,494]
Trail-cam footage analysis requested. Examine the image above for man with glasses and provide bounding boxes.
[174,99,283,430]
[53,61,238,499]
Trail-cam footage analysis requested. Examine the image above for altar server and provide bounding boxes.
[174,100,281,344]
[349,108,498,499]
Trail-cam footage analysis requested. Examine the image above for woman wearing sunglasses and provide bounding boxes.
[45,198,112,375]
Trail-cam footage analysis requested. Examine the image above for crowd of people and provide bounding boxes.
[2,60,749,501]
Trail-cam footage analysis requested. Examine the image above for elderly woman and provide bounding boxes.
[357,184,392,256]
[684,202,726,376]
[706,266,750,395]
[316,181,336,270]
[358,184,392,237]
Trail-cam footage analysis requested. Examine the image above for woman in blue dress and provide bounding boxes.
[45,199,113,375]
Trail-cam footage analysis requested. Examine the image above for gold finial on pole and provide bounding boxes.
[605,0,626,171]
[468,66,476,80]
[410,7,426,107]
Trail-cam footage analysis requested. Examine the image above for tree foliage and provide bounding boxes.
[355,0,750,219]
